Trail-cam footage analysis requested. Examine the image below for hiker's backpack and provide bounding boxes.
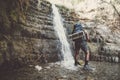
[72,23,87,42]
[73,23,83,33]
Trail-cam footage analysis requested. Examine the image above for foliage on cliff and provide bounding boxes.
[0,0,29,34]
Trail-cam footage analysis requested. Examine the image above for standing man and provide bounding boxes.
[72,21,93,71]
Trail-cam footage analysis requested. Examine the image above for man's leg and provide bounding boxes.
[74,41,81,66]
[80,42,90,65]
[74,49,79,63]
[83,49,93,71]
[84,50,90,65]
[74,50,81,66]
[81,42,93,71]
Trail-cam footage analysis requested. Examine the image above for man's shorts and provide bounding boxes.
[75,40,88,52]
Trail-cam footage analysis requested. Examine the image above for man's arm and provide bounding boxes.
[84,30,90,42]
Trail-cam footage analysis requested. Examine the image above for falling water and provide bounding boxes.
[52,4,75,70]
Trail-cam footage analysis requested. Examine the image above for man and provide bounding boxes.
[72,21,92,71]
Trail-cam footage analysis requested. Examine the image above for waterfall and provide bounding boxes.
[52,4,75,70]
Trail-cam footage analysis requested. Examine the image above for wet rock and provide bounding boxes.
[35,65,42,71]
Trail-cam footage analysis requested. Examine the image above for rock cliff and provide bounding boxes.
[0,0,60,67]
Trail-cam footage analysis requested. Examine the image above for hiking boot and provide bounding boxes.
[83,64,93,71]
[74,61,81,66]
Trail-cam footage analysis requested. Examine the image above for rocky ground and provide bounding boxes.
[0,61,119,80]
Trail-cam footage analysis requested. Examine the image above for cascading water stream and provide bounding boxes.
[52,4,76,70]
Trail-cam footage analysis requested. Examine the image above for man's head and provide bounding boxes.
[74,22,83,30]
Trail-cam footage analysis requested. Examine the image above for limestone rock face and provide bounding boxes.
[0,0,61,66]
